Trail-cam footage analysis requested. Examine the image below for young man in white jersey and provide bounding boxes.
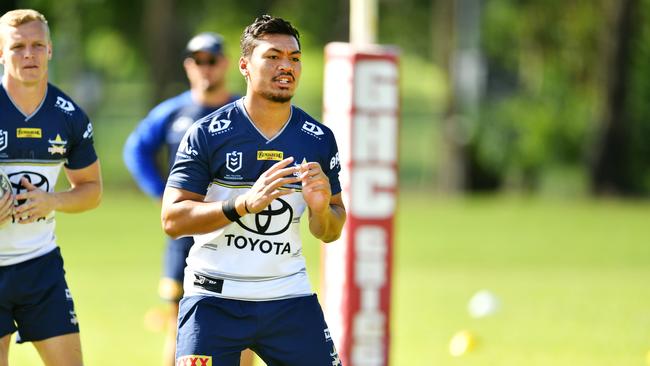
[161,15,346,366]
[0,9,102,366]
[123,32,252,366]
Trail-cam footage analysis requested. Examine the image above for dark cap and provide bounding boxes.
[185,32,224,56]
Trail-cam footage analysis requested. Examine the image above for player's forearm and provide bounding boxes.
[161,200,236,239]
[53,180,103,213]
[308,204,346,243]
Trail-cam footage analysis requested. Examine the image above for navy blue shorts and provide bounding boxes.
[0,247,80,342]
[159,236,194,301]
[176,294,342,366]
[163,236,193,282]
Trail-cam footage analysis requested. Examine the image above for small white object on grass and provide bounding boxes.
[468,289,500,318]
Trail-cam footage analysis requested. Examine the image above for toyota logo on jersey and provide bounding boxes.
[8,171,50,205]
[237,198,293,235]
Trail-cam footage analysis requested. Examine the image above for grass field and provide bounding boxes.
[8,191,650,365]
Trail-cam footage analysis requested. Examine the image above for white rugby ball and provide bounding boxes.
[0,168,11,197]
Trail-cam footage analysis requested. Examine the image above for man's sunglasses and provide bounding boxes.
[191,56,219,66]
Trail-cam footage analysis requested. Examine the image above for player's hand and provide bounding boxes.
[0,191,14,226]
[14,177,58,224]
[243,157,301,214]
[299,161,331,215]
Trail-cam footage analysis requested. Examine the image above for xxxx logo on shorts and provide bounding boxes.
[176,355,212,366]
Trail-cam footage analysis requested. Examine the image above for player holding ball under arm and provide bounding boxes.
[0,9,102,366]
[161,15,346,366]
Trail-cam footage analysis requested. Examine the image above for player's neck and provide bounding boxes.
[243,94,292,139]
[2,76,48,116]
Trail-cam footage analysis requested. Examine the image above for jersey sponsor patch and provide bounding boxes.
[301,121,324,138]
[55,96,75,113]
[257,150,284,161]
[330,152,340,170]
[178,137,198,157]
[176,355,212,366]
[223,234,292,255]
[17,128,42,138]
[237,198,293,236]
[82,123,93,139]
[208,117,232,135]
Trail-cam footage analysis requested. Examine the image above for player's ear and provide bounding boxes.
[47,41,52,60]
[239,56,249,78]
[183,57,193,71]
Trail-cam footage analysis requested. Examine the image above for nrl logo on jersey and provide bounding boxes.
[226,150,243,172]
[301,121,324,139]
[0,129,7,152]
[208,117,232,135]
[48,134,67,155]
[55,96,75,114]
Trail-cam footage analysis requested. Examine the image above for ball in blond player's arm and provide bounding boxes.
[0,169,15,227]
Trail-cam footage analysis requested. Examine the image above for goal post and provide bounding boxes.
[321,39,399,366]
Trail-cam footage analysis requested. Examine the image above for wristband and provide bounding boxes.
[222,197,241,222]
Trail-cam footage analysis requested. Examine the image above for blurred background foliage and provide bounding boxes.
[2,0,649,197]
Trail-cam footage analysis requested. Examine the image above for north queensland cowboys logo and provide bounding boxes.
[55,96,75,114]
[208,117,232,135]
[301,121,324,138]
[226,151,243,172]
[47,134,67,155]
[238,198,293,235]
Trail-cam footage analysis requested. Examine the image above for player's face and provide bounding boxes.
[0,21,51,86]
[184,51,228,93]
[241,34,301,103]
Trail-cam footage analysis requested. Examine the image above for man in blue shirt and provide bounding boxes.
[122,33,247,366]
[162,15,346,365]
[0,9,102,366]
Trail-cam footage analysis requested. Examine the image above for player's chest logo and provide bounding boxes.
[226,150,243,172]
[47,134,67,155]
[237,198,294,235]
[0,129,8,152]
[8,171,51,203]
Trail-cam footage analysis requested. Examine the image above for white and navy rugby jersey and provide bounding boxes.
[0,83,97,266]
[167,98,342,301]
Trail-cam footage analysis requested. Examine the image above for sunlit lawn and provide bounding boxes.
[8,191,650,365]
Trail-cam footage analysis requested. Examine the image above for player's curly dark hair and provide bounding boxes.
[240,15,300,58]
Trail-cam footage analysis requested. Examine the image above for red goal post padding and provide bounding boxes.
[321,42,400,366]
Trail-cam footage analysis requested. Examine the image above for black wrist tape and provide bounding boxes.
[222,197,241,222]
